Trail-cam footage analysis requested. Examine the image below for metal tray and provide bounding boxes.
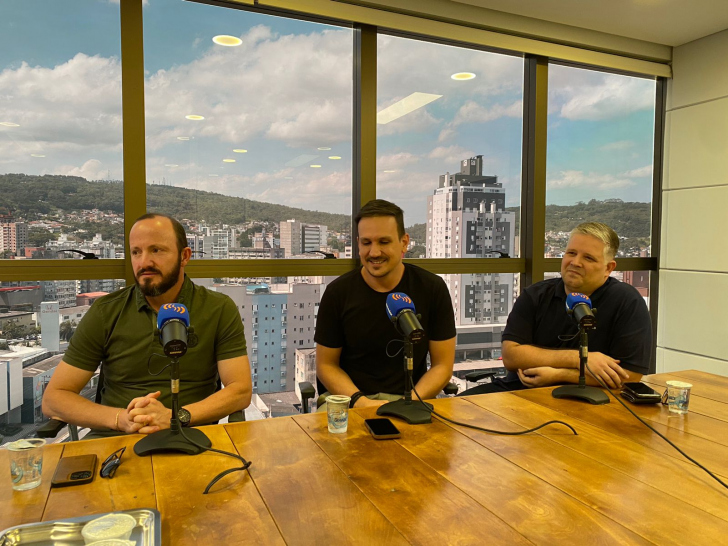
[0,507,160,545]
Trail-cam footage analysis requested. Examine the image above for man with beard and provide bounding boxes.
[43,214,251,439]
[315,200,456,410]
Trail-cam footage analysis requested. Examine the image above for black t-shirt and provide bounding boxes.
[502,277,652,375]
[314,263,456,395]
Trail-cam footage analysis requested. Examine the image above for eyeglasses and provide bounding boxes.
[100,446,126,478]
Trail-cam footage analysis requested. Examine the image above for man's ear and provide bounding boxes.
[606,259,617,275]
[180,247,192,267]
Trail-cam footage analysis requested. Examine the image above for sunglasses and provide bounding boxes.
[100,446,126,479]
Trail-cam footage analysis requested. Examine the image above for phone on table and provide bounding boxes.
[620,382,662,404]
[51,454,98,487]
[365,418,401,440]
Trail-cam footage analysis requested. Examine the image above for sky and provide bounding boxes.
[0,0,656,226]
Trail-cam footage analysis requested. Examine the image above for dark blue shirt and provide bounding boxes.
[502,277,652,375]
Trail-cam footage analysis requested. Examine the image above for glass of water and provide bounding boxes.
[326,395,351,434]
[7,438,46,491]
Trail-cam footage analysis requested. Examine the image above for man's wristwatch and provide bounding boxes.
[177,408,191,427]
[349,391,365,408]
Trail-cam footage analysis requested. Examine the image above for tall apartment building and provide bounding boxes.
[280,219,327,257]
[214,281,323,394]
[41,280,78,309]
[187,227,235,259]
[0,221,28,256]
[426,156,516,359]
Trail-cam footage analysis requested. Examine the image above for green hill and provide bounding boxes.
[0,173,350,231]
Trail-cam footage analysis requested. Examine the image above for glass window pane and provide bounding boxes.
[376,35,523,261]
[0,2,124,260]
[144,2,353,259]
[1,278,123,442]
[546,65,655,257]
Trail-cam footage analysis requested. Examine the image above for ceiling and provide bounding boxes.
[452,0,728,47]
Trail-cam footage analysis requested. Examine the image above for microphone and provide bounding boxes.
[565,292,596,329]
[157,303,189,357]
[386,293,425,343]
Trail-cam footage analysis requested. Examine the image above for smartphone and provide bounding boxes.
[620,382,662,404]
[51,454,98,487]
[365,418,401,440]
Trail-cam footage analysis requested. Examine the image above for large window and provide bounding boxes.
[0,1,124,260]
[144,1,353,260]
[546,65,656,258]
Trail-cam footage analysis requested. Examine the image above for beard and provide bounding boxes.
[135,257,182,297]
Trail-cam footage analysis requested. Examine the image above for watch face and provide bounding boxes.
[178,408,191,425]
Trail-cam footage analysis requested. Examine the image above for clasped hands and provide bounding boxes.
[116,391,172,435]
[517,351,630,389]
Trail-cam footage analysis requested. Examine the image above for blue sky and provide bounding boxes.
[0,0,656,225]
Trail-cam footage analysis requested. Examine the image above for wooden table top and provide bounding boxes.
[2,369,727,545]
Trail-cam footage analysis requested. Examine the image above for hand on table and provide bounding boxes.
[517,367,563,388]
[586,352,629,389]
[127,391,173,434]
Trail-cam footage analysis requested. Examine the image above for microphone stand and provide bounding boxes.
[552,326,609,405]
[134,356,212,456]
[376,337,433,424]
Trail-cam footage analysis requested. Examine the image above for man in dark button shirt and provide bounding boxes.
[463,222,651,395]
[42,213,252,438]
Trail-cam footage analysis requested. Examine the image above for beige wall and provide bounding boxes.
[659,29,728,375]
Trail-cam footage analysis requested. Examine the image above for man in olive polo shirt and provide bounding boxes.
[42,213,252,439]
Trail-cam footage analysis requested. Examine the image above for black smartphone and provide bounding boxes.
[364,418,401,440]
[620,382,661,404]
[51,454,98,487]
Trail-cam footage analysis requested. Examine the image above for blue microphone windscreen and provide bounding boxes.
[386,292,416,320]
[157,303,189,329]
[565,292,592,311]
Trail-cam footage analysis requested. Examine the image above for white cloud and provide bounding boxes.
[427,145,476,164]
[52,159,109,180]
[437,127,456,142]
[452,100,522,126]
[377,152,419,171]
[549,66,655,121]
[600,140,634,151]
[547,170,634,190]
[623,165,652,178]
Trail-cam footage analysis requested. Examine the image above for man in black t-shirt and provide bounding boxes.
[462,222,651,395]
[315,200,456,409]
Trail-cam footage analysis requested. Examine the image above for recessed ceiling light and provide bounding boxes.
[233,149,247,153]
[209,174,219,177]
[0,122,20,127]
[212,35,242,47]
[310,165,322,168]
[317,147,331,151]
[377,92,442,124]
[451,72,476,80]
[284,176,293,179]
[223,159,236,163]
[165,164,179,167]
[328,156,341,160]
[185,115,205,121]
[30,154,45,158]
[383,170,396,173]
[177,136,190,141]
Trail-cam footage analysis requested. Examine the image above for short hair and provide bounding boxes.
[570,222,619,260]
[133,213,188,253]
[355,199,406,239]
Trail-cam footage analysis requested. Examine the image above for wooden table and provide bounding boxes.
[2,370,727,545]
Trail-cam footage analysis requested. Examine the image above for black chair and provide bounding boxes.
[37,368,244,442]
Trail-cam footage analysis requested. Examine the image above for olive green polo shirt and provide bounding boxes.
[63,276,247,415]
